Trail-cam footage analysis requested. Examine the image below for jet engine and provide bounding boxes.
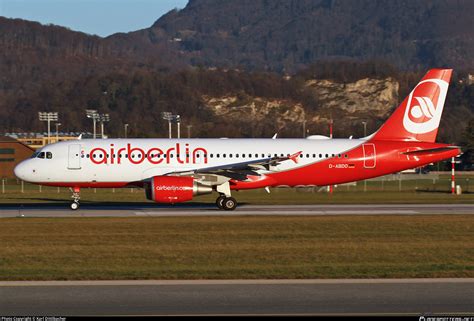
[145,176,212,203]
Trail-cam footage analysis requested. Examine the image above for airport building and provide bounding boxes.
[0,136,35,178]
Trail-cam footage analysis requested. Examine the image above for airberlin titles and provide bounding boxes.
[87,143,208,165]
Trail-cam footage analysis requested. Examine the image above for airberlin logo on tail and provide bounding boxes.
[403,78,449,134]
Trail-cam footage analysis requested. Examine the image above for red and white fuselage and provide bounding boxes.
[13,137,458,188]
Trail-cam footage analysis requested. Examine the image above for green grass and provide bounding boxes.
[0,215,473,280]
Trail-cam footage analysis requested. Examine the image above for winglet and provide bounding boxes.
[289,151,302,164]
[272,133,278,139]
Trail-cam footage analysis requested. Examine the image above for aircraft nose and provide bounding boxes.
[14,161,30,181]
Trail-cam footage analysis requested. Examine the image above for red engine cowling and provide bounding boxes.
[145,176,212,203]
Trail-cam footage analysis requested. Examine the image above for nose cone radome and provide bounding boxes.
[14,161,29,181]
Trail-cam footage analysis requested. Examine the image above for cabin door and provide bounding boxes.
[68,144,82,169]
[362,143,376,169]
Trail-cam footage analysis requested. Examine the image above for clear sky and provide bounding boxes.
[0,0,189,37]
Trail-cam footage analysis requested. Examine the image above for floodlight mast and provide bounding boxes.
[86,109,99,139]
[38,112,58,144]
[99,113,110,139]
[161,112,173,139]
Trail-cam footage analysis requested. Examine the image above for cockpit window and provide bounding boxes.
[38,152,45,159]
[46,152,52,159]
[31,152,39,158]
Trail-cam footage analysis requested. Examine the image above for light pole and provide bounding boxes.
[38,112,58,144]
[124,123,129,138]
[86,109,99,139]
[55,123,61,142]
[99,113,110,139]
[302,120,307,138]
[187,125,193,138]
[161,112,173,138]
[175,115,181,139]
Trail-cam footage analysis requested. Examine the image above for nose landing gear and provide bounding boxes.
[70,187,80,210]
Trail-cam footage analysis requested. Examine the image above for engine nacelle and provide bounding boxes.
[145,176,213,203]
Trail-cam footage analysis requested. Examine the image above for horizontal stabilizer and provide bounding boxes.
[402,146,460,156]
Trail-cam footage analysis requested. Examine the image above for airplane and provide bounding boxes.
[14,69,461,211]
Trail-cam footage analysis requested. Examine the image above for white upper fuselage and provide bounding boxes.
[15,138,363,184]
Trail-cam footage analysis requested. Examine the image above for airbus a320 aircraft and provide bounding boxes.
[14,69,461,210]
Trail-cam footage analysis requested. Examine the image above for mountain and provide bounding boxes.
[130,0,474,72]
[0,0,474,142]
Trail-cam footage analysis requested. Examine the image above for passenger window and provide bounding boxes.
[325,154,328,158]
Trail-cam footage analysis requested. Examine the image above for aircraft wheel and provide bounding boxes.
[70,202,79,210]
[222,197,237,211]
[216,195,226,210]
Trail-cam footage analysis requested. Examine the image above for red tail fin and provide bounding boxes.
[373,69,452,142]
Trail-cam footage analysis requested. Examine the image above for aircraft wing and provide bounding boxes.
[168,151,302,181]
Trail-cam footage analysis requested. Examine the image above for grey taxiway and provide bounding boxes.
[1,279,473,316]
[0,203,473,217]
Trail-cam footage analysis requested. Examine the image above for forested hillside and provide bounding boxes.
[1,0,473,142]
[142,0,474,72]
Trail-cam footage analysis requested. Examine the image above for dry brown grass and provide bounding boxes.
[0,215,473,280]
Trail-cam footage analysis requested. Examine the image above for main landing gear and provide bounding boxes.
[215,182,237,211]
[70,187,80,210]
[216,195,237,211]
